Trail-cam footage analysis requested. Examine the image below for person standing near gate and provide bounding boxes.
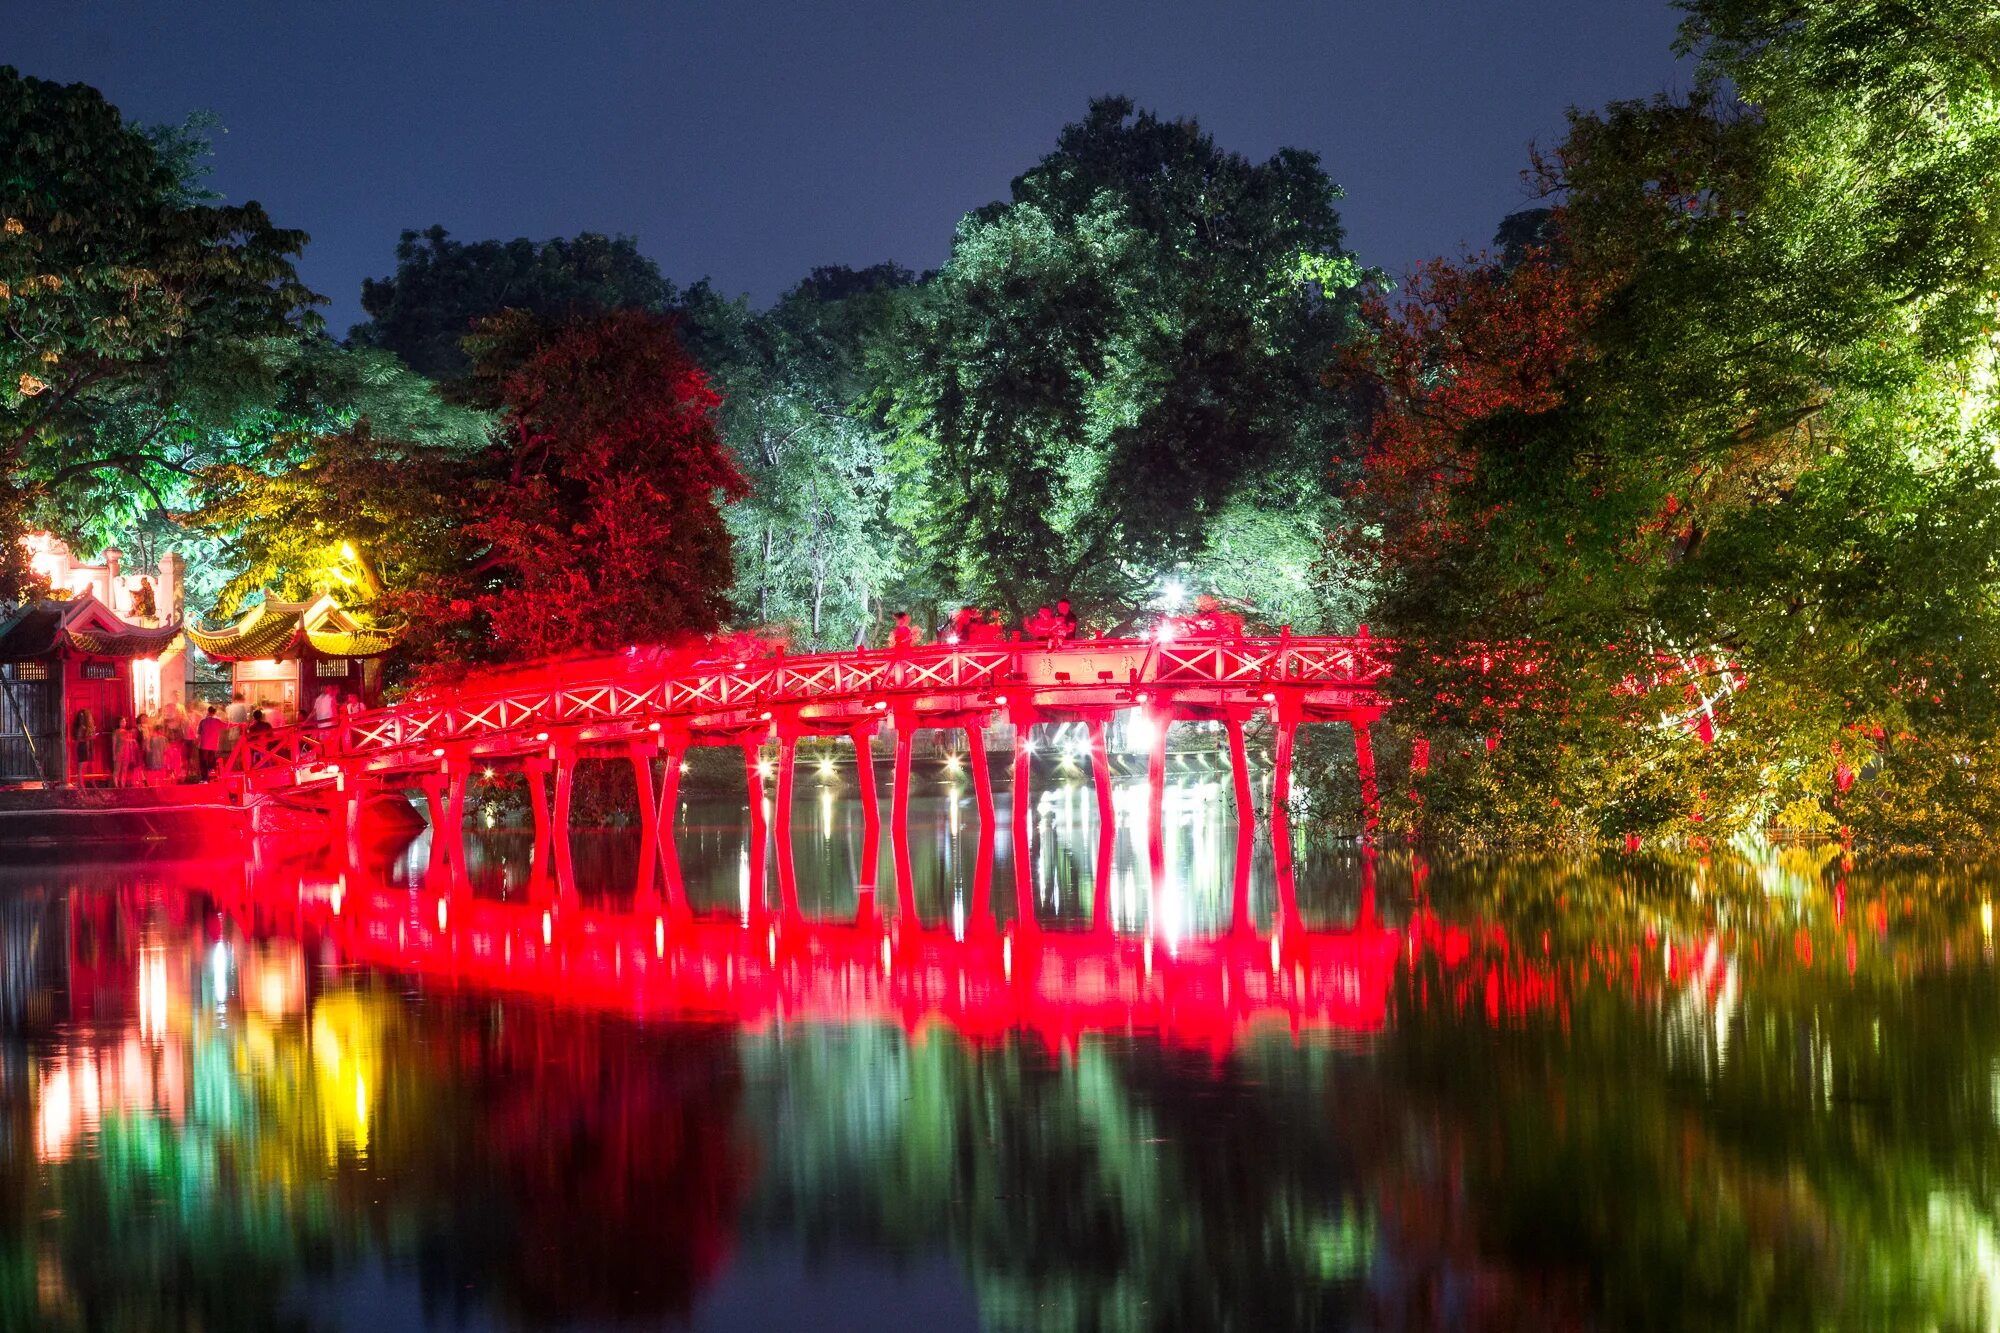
[69,707,95,786]
[197,705,223,780]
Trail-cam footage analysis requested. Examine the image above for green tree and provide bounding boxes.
[1347,2,2000,847]
[0,68,318,603]
[350,226,676,380]
[680,265,911,648]
[882,97,1366,626]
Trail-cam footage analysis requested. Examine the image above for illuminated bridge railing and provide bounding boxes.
[220,634,1394,796]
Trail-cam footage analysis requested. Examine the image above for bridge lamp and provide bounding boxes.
[756,758,774,778]
[993,694,1007,706]
[648,722,661,732]
[431,747,445,758]
[1161,578,1186,610]
[873,701,888,712]
[818,757,835,777]
[759,711,773,721]
[733,661,748,670]
[535,731,549,742]
[1261,692,1276,703]
[944,753,961,770]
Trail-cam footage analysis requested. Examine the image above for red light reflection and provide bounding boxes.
[208,860,1409,1059]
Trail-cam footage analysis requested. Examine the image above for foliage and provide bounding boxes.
[349,225,676,380]
[1344,3,2000,848]
[182,368,489,626]
[422,308,747,665]
[882,97,1367,627]
[679,265,911,649]
[0,67,318,603]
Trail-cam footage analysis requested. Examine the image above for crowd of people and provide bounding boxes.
[69,686,363,788]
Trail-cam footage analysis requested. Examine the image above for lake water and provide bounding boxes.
[5,776,2000,1330]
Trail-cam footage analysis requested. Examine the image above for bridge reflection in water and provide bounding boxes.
[213,826,1405,1057]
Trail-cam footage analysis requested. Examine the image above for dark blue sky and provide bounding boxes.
[10,0,1689,334]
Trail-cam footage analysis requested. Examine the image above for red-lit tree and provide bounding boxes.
[406,309,747,668]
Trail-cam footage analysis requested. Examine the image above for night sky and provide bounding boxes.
[9,0,1688,334]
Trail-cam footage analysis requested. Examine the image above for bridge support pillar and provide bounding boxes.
[851,726,880,898]
[549,743,578,900]
[655,735,688,915]
[743,738,769,918]
[442,760,469,851]
[629,741,657,839]
[334,774,364,868]
[1009,703,1039,933]
[1226,714,1255,936]
[1145,702,1171,898]
[773,727,800,918]
[964,722,995,929]
[891,702,918,925]
[1352,717,1380,837]
[1087,717,1115,933]
[552,744,577,840]
[1270,711,1300,932]
[522,756,554,902]
[523,757,552,849]
[420,776,447,839]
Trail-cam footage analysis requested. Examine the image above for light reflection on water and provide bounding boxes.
[5,785,2000,1329]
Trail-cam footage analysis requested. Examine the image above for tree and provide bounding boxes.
[679,265,910,648]
[0,67,318,603]
[1345,2,2000,846]
[350,226,676,380]
[882,97,1366,626]
[431,309,747,665]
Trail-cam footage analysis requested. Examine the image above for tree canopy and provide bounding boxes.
[679,264,911,649]
[350,226,677,380]
[1340,0,2000,846]
[881,96,1367,627]
[0,66,318,602]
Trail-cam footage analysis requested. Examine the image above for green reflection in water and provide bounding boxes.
[3,799,2000,1328]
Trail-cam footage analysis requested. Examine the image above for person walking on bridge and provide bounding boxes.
[889,611,923,651]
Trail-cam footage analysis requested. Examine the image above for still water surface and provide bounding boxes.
[6,778,2000,1330]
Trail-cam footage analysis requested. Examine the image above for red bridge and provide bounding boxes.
[222,634,1393,919]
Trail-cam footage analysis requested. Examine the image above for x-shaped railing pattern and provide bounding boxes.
[219,634,1393,796]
